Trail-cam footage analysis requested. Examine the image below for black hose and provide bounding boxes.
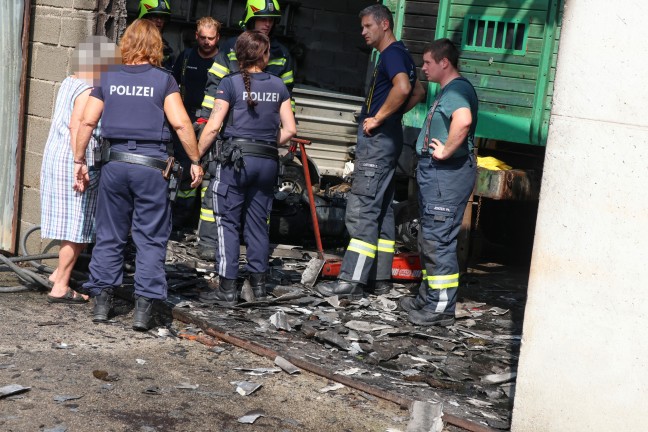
[0,286,30,293]
[0,254,51,287]
[0,226,55,293]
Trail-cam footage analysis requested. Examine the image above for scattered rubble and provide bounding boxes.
[0,384,30,398]
[159,234,527,429]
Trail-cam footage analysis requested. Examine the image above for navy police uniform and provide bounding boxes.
[196,36,294,256]
[414,76,478,320]
[170,48,217,229]
[82,64,178,300]
[211,71,290,280]
[338,41,417,286]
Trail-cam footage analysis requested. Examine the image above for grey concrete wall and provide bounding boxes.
[511,0,648,430]
[19,0,97,254]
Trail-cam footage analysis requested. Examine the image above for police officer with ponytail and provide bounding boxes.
[197,30,296,305]
[74,19,203,330]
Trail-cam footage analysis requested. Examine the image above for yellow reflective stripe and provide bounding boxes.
[347,238,376,258]
[208,62,229,78]
[200,208,215,222]
[268,58,286,66]
[177,189,197,199]
[280,71,294,85]
[202,95,215,108]
[377,239,395,253]
[427,273,459,290]
[200,186,208,198]
[227,52,237,61]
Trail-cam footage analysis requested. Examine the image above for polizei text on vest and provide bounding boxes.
[109,85,154,97]
[243,92,280,102]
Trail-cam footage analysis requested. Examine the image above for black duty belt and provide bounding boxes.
[109,151,168,170]
[228,138,278,159]
[231,138,276,146]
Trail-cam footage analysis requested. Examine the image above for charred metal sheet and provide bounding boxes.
[474,168,540,201]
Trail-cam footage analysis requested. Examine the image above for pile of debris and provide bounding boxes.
[157,234,528,430]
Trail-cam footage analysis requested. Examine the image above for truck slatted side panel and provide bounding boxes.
[443,0,563,145]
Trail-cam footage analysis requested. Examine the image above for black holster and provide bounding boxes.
[167,160,183,202]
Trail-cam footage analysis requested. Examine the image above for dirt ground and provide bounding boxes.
[0,285,444,432]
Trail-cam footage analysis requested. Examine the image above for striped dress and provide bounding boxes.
[40,76,100,243]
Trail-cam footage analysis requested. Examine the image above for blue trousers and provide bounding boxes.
[83,159,171,299]
[416,153,476,314]
[212,156,278,279]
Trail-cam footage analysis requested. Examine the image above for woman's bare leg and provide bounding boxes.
[50,241,86,298]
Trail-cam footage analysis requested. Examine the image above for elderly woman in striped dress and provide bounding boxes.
[39,37,120,303]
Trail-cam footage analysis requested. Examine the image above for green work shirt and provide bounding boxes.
[416,77,478,158]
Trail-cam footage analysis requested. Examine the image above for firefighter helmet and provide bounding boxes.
[138,0,171,19]
[240,0,281,29]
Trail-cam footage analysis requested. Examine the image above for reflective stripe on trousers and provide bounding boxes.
[416,154,476,314]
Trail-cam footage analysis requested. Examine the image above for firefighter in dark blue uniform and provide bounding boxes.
[170,17,221,229]
[196,30,296,305]
[194,0,294,260]
[73,19,203,330]
[400,39,478,327]
[316,4,424,299]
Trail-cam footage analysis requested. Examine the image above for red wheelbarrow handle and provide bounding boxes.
[291,137,324,259]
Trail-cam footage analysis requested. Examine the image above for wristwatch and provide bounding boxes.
[191,159,201,166]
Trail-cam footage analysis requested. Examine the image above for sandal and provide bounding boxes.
[47,289,88,304]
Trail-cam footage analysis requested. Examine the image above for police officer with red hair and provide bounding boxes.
[74,19,203,330]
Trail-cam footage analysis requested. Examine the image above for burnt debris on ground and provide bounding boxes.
[158,233,527,431]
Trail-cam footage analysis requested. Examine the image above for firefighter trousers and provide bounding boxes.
[416,153,476,314]
[171,133,199,229]
[338,118,403,285]
[197,163,219,251]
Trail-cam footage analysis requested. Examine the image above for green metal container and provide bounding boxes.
[386,0,564,146]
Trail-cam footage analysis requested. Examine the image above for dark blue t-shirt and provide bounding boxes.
[91,64,178,143]
[362,41,417,119]
[172,48,217,119]
[216,72,290,143]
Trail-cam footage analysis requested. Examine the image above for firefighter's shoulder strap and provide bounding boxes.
[179,48,193,101]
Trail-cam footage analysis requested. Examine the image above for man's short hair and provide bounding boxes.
[423,38,460,69]
[196,16,221,34]
[359,4,394,30]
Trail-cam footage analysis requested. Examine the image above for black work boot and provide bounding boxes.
[249,272,267,300]
[132,295,154,331]
[198,277,238,306]
[367,280,392,296]
[315,280,363,300]
[92,288,114,322]
[407,308,455,327]
[399,283,428,312]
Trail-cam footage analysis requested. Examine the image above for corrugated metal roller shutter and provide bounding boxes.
[293,86,364,177]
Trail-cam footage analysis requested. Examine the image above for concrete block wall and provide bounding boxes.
[293,0,374,96]
[19,0,97,254]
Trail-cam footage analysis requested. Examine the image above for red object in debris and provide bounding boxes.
[321,252,422,281]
